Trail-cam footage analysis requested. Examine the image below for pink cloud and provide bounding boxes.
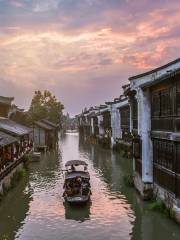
[0,0,180,114]
[9,0,26,8]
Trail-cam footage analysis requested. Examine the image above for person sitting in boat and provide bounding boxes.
[73,177,81,194]
[63,186,73,197]
[63,181,73,197]
[81,178,90,195]
[66,186,73,196]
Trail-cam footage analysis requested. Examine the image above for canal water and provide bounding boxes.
[0,132,180,240]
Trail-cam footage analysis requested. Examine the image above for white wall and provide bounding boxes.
[110,99,129,145]
[137,88,153,183]
[33,127,46,146]
[97,115,104,137]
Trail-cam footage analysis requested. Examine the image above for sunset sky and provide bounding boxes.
[0,0,180,115]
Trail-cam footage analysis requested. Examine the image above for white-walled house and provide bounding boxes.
[77,58,180,224]
[106,96,130,148]
[97,105,110,138]
[127,58,180,222]
[32,120,57,151]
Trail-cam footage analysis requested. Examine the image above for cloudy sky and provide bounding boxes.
[0,0,180,115]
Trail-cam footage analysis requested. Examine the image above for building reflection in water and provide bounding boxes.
[78,138,180,240]
[0,176,32,240]
[1,133,180,240]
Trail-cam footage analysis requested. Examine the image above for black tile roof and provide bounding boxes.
[129,58,180,81]
[0,96,14,105]
[34,121,54,131]
[41,119,58,128]
[0,117,31,137]
[0,131,17,146]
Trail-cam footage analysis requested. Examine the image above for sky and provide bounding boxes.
[0,0,180,116]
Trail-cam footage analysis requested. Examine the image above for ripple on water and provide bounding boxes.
[12,135,136,240]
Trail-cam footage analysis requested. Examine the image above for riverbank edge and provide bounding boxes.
[0,153,30,198]
[134,172,180,225]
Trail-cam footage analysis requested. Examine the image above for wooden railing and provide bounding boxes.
[153,139,180,198]
[0,148,32,181]
[153,164,176,194]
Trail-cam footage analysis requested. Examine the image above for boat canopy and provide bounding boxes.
[65,160,88,167]
[65,171,90,180]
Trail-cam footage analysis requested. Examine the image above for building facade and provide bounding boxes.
[127,58,180,222]
[32,120,58,151]
[77,58,180,223]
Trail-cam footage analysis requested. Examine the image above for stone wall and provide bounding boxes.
[0,162,24,195]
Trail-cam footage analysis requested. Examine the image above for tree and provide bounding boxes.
[62,113,78,131]
[28,90,64,126]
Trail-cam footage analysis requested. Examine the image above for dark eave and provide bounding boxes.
[141,68,180,89]
[0,96,14,106]
[129,58,180,81]
[34,121,54,131]
[105,101,113,105]
[100,105,107,109]
[0,117,31,137]
[41,119,58,128]
[122,84,130,89]
[0,131,17,147]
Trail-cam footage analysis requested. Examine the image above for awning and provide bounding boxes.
[0,131,17,147]
[65,160,88,167]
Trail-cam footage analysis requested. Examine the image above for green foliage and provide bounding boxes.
[0,168,27,201]
[28,90,64,126]
[148,200,170,216]
[1,234,9,240]
[10,168,27,188]
[23,154,32,169]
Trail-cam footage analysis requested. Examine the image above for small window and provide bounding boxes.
[153,139,174,171]
[176,83,180,116]
[176,144,180,174]
[132,98,138,129]
[133,138,141,159]
[152,92,160,117]
[160,88,172,116]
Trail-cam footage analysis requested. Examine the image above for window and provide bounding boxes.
[152,87,172,118]
[93,117,98,126]
[153,139,174,171]
[176,143,180,174]
[133,98,138,129]
[161,88,172,116]
[176,83,180,116]
[120,106,130,129]
[102,111,111,130]
[133,138,141,159]
[151,86,173,131]
[152,92,160,117]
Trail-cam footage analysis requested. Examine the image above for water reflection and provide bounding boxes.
[0,176,31,240]
[0,133,180,240]
[79,138,180,240]
[64,202,91,222]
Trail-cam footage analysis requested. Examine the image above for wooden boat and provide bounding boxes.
[63,160,91,204]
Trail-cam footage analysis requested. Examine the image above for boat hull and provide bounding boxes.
[65,194,90,205]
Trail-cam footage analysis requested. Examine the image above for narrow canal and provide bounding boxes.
[0,132,180,240]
